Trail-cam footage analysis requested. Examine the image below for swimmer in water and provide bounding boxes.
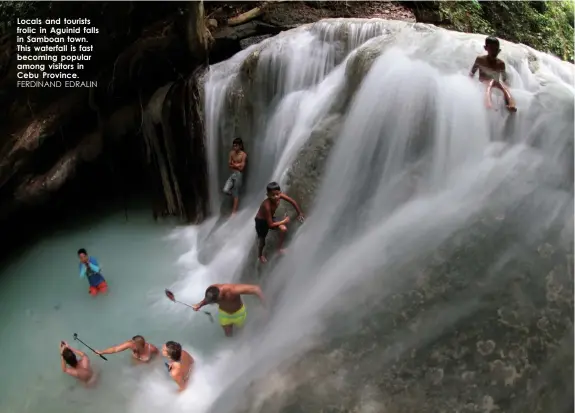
[60,341,97,387]
[96,335,159,363]
[162,341,194,393]
[192,284,265,337]
[469,36,517,113]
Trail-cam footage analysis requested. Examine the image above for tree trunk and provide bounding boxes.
[144,0,211,224]
[186,0,212,65]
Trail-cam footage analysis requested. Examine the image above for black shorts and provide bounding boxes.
[255,217,279,239]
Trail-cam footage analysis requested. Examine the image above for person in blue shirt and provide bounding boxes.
[78,248,108,296]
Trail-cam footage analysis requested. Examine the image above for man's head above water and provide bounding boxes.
[484,36,500,58]
[163,341,182,362]
[204,286,220,304]
[62,347,78,367]
[77,248,88,264]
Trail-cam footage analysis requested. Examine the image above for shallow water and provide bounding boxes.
[0,203,233,413]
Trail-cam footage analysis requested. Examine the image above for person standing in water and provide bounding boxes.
[78,248,108,296]
[469,36,517,112]
[254,181,304,263]
[60,341,97,387]
[192,284,265,337]
[223,138,247,216]
[95,335,159,363]
[162,341,194,393]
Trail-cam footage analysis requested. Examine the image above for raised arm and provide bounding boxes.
[97,340,133,355]
[280,193,303,216]
[231,284,265,306]
[469,57,479,77]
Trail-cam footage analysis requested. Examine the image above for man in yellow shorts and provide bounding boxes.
[192,283,265,337]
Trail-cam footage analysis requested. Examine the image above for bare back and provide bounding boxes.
[170,350,194,390]
[212,283,244,313]
[66,356,95,385]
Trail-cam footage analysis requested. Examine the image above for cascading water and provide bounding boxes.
[132,19,573,413]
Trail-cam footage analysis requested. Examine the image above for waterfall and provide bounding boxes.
[133,19,574,413]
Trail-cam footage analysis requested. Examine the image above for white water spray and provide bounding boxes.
[134,19,574,413]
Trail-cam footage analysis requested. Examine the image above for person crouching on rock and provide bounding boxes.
[223,138,247,216]
[469,36,517,113]
[162,341,194,393]
[78,248,108,296]
[254,181,304,263]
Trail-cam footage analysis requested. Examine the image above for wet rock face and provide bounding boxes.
[226,20,574,413]
[246,218,573,413]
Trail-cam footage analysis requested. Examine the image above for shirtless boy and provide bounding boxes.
[192,283,265,337]
[96,335,159,363]
[162,341,194,393]
[469,36,517,112]
[223,138,247,216]
[254,181,304,263]
[60,341,97,387]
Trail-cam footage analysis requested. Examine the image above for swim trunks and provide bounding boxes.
[254,217,279,239]
[218,305,247,328]
[223,171,242,198]
[89,280,108,296]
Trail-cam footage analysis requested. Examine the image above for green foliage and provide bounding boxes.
[438,0,574,61]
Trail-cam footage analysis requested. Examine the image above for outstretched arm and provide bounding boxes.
[232,284,265,306]
[263,202,288,228]
[193,284,220,310]
[97,340,133,355]
[280,193,303,216]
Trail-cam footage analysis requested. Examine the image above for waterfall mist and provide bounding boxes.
[133,19,574,413]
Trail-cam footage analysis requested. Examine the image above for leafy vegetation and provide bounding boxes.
[437,0,574,61]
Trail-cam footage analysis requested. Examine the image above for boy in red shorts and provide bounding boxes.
[78,248,108,296]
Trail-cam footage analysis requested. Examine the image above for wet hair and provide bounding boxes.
[165,341,182,362]
[62,348,78,367]
[266,181,281,193]
[77,248,87,256]
[204,286,220,303]
[232,138,244,151]
[485,36,500,48]
[132,335,145,347]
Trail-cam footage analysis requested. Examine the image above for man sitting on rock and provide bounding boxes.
[469,36,517,113]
